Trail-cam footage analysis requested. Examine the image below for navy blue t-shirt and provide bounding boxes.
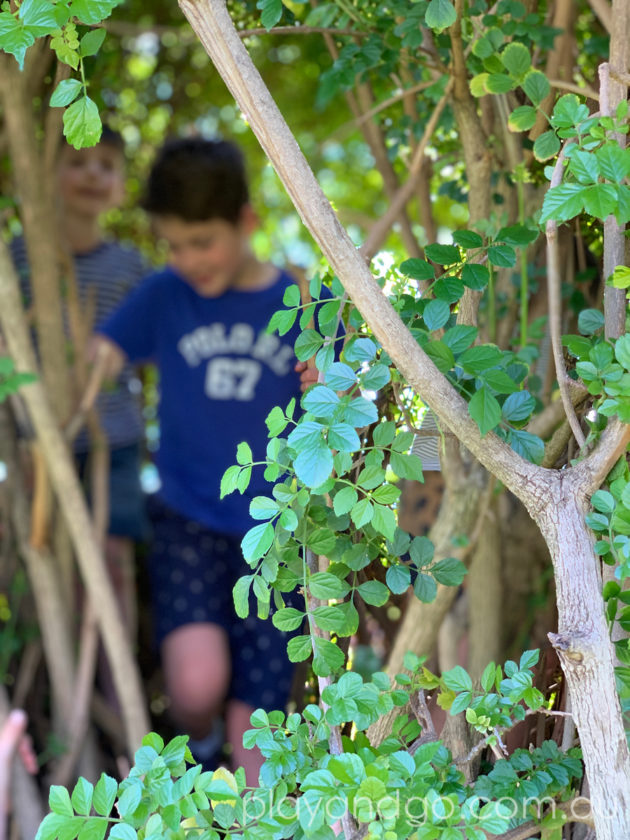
[100,268,303,536]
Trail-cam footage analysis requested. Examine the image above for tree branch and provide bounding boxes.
[545,146,586,448]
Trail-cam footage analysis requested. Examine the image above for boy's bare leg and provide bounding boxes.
[226,699,263,786]
[162,623,230,739]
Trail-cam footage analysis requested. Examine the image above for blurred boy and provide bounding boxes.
[96,138,315,783]
[10,128,147,637]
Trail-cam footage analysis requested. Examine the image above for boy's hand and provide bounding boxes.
[295,360,319,392]
[87,335,126,383]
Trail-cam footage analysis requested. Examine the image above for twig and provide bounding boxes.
[545,144,586,449]
[549,79,599,101]
[103,19,367,40]
[360,78,454,261]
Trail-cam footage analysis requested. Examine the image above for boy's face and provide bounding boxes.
[56,143,125,219]
[154,210,256,298]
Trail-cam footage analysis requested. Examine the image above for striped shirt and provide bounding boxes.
[10,237,146,452]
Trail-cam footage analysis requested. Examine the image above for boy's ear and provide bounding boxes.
[238,204,259,234]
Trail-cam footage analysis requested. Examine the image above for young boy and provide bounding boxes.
[10,129,147,634]
[96,138,314,783]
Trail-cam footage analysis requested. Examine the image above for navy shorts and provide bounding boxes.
[76,442,148,540]
[147,497,300,712]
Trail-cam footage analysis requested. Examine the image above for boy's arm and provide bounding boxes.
[65,337,127,440]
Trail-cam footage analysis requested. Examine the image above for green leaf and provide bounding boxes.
[372,483,400,504]
[295,329,324,361]
[578,308,605,335]
[328,422,361,452]
[308,528,337,555]
[49,786,74,817]
[501,42,531,77]
[303,385,340,418]
[272,607,304,631]
[50,78,83,108]
[424,0,456,31]
[287,420,324,452]
[70,0,120,25]
[257,0,283,29]
[63,96,102,149]
[597,143,630,183]
[310,572,349,600]
[486,74,515,94]
[334,486,358,516]
[287,634,312,662]
[508,105,537,132]
[360,362,390,390]
[459,345,503,375]
[313,604,355,634]
[522,70,550,105]
[533,130,560,162]
[413,572,437,603]
[371,504,397,540]
[241,522,274,562]
[373,420,396,446]
[342,396,378,427]
[469,73,489,97]
[569,149,600,185]
[487,244,516,267]
[410,535,434,567]
[325,362,357,390]
[390,451,423,481]
[109,826,137,840]
[71,779,94,817]
[616,334,630,369]
[540,183,585,223]
[452,230,483,249]
[0,13,35,69]
[79,28,106,57]
[431,557,467,586]
[92,774,117,817]
[249,496,279,521]
[283,283,301,307]
[425,340,455,373]
[482,368,519,394]
[233,576,252,619]
[399,258,435,281]
[496,225,539,247]
[423,299,451,331]
[357,580,390,606]
[442,325,478,355]
[294,439,334,487]
[592,490,616,514]
[425,243,460,265]
[386,564,411,594]
[469,386,502,436]
[18,0,57,35]
[461,263,489,290]
[268,307,297,335]
[351,498,374,528]
[236,441,252,465]
[78,819,107,840]
[313,637,345,675]
[582,183,618,219]
[502,390,535,422]
[443,665,473,692]
[344,337,377,362]
[509,429,544,464]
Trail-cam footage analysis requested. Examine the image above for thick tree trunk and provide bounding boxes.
[179,1,630,832]
[535,474,630,833]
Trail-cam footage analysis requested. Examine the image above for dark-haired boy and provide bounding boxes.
[96,138,315,783]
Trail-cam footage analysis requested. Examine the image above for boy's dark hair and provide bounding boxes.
[99,125,125,152]
[142,138,249,224]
